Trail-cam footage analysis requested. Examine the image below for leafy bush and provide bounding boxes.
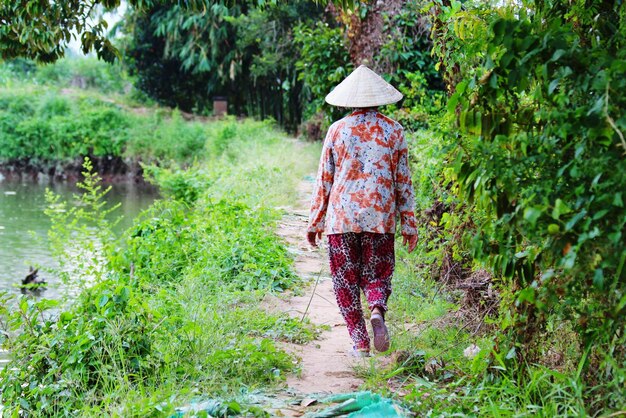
[0,283,160,416]
[0,91,131,164]
[118,195,297,292]
[198,200,298,292]
[0,147,314,414]
[294,21,352,124]
[0,89,237,167]
[125,109,208,162]
[428,0,626,411]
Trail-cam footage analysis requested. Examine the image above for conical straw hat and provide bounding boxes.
[325,65,403,108]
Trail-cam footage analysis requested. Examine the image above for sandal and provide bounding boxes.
[371,312,390,352]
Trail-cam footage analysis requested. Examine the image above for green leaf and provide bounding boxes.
[98,295,109,308]
[548,49,565,62]
[19,297,28,313]
[489,73,498,89]
[516,287,535,304]
[19,398,30,411]
[592,268,604,290]
[565,210,587,231]
[59,312,74,324]
[548,78,559,94]
[505,347,517,360]
[592,210,609,220]
[613,192,623,207]
[447,92,460,112]
[551,199,571,220]
[608,231,622,245]
[226,401,242,413]
[587,96,604,116]
[36,298,60,310]
[524,206,543,226]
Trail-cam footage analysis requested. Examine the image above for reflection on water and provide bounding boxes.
[0,179,158,300]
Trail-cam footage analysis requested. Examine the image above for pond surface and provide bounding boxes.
[0,179,158,301]
[0,178,154,374]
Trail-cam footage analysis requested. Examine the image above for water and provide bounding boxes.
[0,179,158,300]
[0,179,157,370]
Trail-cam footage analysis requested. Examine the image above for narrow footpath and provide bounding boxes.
[265,176,364,397]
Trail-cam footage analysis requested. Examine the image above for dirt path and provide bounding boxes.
[265,177,365,397]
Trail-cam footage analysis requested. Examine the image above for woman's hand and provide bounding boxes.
[402,234,418,253]
[307,231,323,247]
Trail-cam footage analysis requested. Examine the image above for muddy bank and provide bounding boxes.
[0,156,147,183]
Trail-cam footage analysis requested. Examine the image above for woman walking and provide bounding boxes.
[307,65,418,357]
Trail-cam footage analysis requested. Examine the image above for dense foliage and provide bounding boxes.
[428,0,626,410]
[0,0,325,63]
[0,82,221,170]
[122,1,325,130]
[0,0,123,62]
[293,21,353,122]
[0,121,319,415]
[0,91,129,164]
[1,0,625,415]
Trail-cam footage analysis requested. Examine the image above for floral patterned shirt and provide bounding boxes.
[308,108,418,236]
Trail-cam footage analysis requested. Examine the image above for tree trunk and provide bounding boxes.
[328,0,403,69]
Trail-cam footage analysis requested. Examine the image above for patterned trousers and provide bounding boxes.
[327,232,395,351]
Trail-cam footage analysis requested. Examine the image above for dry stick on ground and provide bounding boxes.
[301,268,324,323]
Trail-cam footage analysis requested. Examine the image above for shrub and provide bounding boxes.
[0,153,312,415]
[125,110,207,162]
[294,21,352,123]
[0,91,132,164]
[430,0,626,411]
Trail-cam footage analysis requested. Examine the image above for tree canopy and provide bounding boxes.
[0,0,127,62]
[0,0,353,63]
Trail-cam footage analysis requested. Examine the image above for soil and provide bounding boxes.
[0,156,146,183]
[264,177,366,399]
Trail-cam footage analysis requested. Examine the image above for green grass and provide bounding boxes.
[144,118,319,208]
[352,238,603,416]
[0,115,320,415]
[1,57,133,94]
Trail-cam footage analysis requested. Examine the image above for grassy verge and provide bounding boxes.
[0,118,320,416]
